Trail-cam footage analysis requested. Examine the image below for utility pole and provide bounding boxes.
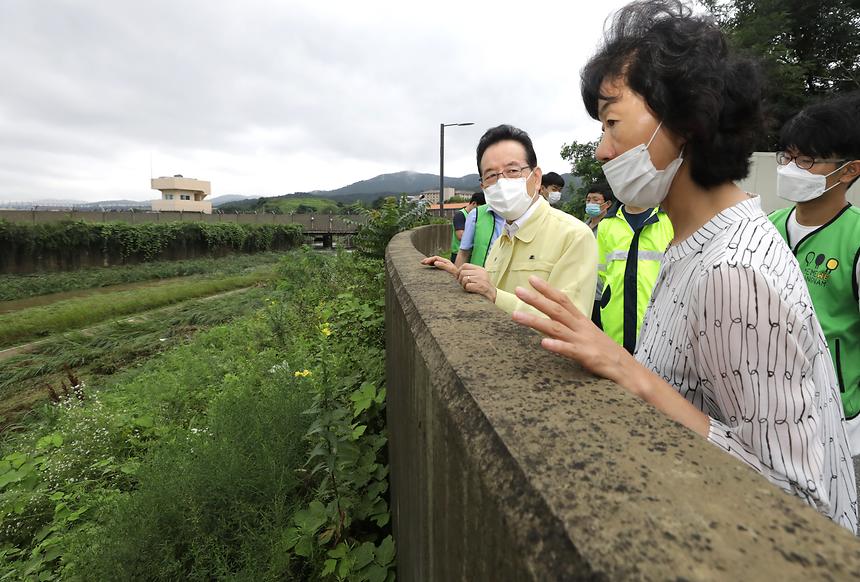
[439,122,474,214]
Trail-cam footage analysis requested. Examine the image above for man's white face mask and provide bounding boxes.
[547,190,562,205]
[483,170,537,220]
[777,161,849,202]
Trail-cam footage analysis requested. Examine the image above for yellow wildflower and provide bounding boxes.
[320,323,333,337]
[294,369,312,378]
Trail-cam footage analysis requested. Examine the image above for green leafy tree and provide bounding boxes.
[701,0,860,148]
[351,196,441,259]
[296,203,318,214]
[559,140,605,219]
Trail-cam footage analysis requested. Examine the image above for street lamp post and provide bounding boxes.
[440,122,475,213]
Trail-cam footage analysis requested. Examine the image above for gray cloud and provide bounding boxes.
[0,0,627,201]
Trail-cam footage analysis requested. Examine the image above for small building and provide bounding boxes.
[414,187,455,205]
[151,175,212,214]
[413,188,479,205]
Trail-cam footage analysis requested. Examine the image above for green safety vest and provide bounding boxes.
[770,205,860,419]
[597,206,674,353]
[470,205,497,268]
[450,208,469,256]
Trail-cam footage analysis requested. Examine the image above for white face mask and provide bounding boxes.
[602,122,683,208]
[547,190,562,205]
[777,161,848,203]
[483,171,536,220]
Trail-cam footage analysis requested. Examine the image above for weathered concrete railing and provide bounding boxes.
[385,224,860,581]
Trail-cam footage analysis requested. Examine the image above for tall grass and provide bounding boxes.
[0,252,284,302]
[0,268,275,348]
[67,373,313,581]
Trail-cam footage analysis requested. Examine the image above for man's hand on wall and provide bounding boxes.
[420,255,459,275]
[457,264,496,303]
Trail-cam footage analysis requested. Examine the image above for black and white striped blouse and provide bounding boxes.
[636,196,858,532]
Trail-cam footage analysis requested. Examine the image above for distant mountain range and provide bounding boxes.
[221,170,578,210]
[0,170,578,210]
[309,171,483,200]
[221,171,488,210]
[0,199,152,210]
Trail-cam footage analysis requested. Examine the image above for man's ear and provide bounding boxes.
[533,167,543,193]
[839,160,860,184]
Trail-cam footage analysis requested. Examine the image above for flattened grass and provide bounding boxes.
[0,267,276,348]
[0,286,270,430]
[0,252,284,302]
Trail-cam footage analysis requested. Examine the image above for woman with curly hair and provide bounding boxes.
[512,0,857,532]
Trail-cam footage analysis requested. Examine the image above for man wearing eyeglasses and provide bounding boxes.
[768,93,860,456]
[422,124,597,317]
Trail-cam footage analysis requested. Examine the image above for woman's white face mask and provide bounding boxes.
[777,161,849,203]
[602,122,684,208]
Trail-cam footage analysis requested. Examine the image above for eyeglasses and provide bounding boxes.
[776,151,845,171]
[480,165,533,187]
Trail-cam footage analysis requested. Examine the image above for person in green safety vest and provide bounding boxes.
[454,194,505,268]
[768,92,860,455]
[596,203,674,354]
[450,192,482,262]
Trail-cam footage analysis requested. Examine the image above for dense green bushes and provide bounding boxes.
[0,248,393,581]
[0,220,304,273]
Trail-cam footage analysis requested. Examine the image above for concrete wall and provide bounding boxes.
[385,224,860,581]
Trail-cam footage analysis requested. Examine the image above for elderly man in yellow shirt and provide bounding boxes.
[422,124,597,317]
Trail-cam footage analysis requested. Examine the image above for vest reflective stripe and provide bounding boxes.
[606,250,629,262]
[470,205,496,267]
[450,208,468,255]
[597,207,674,353]
[770,205,860,419]
[606,250,664,262]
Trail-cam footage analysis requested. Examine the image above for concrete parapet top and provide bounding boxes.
[151,176,211,196]
[385,224,860,581]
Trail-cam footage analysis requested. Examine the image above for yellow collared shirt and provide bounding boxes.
[485,197,597,317]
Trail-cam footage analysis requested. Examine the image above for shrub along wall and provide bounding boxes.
[0,220,305,274]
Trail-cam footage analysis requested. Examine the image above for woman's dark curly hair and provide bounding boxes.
[581,0,765,189]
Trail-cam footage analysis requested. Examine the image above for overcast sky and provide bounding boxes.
[0,0,633,202]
